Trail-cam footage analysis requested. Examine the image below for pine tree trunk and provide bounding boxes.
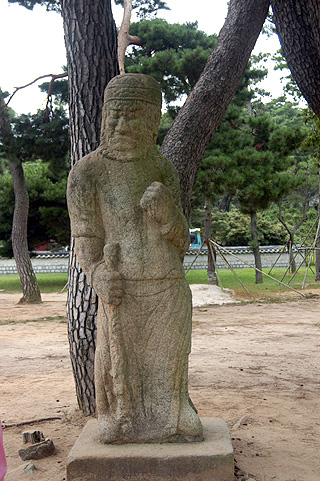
[288,235,296,274]
[218,194,232,212]
[204,199,217,285]
[271,0,320,118]
[161,0,269,218]
[10,160,42,304]
[250,211,263,284]
[0,93,41,303]
[61,0,119,414]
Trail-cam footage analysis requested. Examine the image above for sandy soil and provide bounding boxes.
[1,287,320,481]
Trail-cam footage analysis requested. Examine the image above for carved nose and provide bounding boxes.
[115,117,127,132]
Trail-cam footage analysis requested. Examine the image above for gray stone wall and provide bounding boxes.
[0,246,306,275]
[184,246,306,271]
[0,257,69,275]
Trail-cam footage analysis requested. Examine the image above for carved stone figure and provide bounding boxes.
[67,74,203,444]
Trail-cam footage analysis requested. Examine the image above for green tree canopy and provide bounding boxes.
[0,99,69,257]
[126,19,217,106]
[8,0,169,16]
[0,159,69,256]
[210,207,288,246]
[8,0,59,10]
[115,0,169,18]
[7,108,69,178]
[193,97,307,217]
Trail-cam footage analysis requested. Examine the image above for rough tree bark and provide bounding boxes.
[64,0,269,413]
[250,211,263,284]
[0,93,41,304]
[161,0,270,218]
[61,0,119,414]
[9,161,42,303]
[271,0,320,118]
[218,193,232,212]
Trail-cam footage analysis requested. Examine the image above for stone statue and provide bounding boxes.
[67,74,203,444]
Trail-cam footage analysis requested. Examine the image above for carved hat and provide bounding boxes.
[104,73,162,106]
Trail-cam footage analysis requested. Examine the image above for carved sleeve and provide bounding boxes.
[67,159,105,285]
[161,157,190,256]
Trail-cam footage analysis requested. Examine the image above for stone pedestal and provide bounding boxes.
[67,417,234,481]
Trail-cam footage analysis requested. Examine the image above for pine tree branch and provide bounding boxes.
[127,35,145,47]
[278,201,291,236]
[118,1,145,74]
[2,417,62,429]
[278,198,308,237]
[228,120,268,149]
[118,0,133,75]
[6,72,68,106]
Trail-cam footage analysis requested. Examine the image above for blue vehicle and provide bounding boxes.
[189,229,202,249]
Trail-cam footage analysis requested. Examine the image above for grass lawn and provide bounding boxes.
[0,267,319,299]
[0,273,68,294]
[186,267,320,298]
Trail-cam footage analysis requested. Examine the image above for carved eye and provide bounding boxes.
[109,109,120,119]
[125,110,138,120]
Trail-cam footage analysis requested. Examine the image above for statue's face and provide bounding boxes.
[106,102,147,142]
[101,100,160,159]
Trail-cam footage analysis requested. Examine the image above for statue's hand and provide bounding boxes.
[92,264,123,306]
[140,181,175,225]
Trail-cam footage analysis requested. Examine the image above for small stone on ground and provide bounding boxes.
[18,439,55,461]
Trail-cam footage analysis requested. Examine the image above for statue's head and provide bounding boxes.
[100,74,162,157]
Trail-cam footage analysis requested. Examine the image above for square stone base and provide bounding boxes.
[67,417,233,481]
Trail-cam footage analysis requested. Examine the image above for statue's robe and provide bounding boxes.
[67,146,203,443]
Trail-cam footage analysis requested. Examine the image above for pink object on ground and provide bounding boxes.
[0,421,7,481]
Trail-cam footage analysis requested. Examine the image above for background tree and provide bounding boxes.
[271,49,304,103]
[0,91,41,303]
[191,55,268,282]
[232,118,305,282]
[208,207,288,247]
[0,80,69,296]
[189,92,318,260]
[115,0,169,18]
[192,95,306,282]
[277,157,317,274]
[0,160,70,256]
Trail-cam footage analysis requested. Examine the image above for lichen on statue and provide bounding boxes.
[67,73,203,444]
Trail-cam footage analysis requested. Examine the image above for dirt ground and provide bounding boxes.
[1,287,319,481]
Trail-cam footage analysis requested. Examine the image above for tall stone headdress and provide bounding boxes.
[104,73,162,105]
